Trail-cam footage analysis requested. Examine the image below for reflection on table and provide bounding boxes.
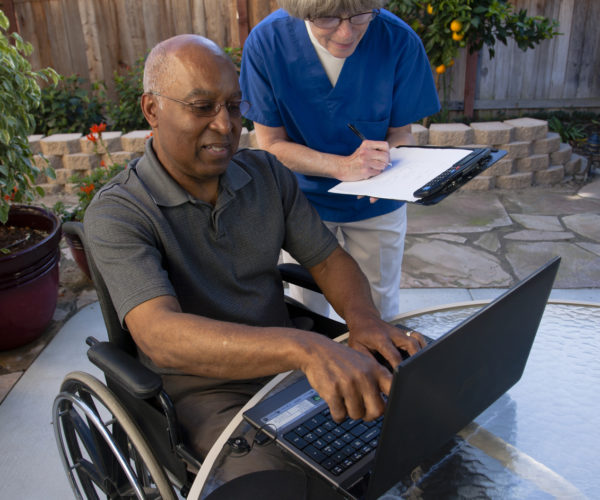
[384,303,599,499]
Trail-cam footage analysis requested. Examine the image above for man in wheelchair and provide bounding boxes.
[82,34,426,492]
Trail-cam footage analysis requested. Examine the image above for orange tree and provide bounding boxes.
[387,0,560,81]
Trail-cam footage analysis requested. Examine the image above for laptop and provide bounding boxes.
[244,257,560,499]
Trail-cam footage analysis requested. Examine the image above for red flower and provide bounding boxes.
[100,160,106,167]
[80,184,95,195]
[90,123,107,134]
[4,186,18,201]
[86,133,97,143]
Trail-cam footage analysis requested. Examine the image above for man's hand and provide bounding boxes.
[299,334,392,423]
[337,140,391,182]
[347,315,427,371]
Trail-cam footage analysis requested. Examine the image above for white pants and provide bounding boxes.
[283,205,407,321]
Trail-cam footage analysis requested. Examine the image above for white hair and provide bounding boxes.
[277,0,386,19]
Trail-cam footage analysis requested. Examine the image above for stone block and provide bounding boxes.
[410,124,429,145]
[460,175,495,191]
[62,153,100,171]
[531,132,561,155]
[40,133,82,155]
[498,141,530,160]
[486,158,513,176]
[238,128,258,149]
[550,143,573,165]
[79,131,123,154]
[54,168,72,184]
[28,135,44,154]
[564,154,587,175]
[495,171,533,189]
[36,182,62,194]
[515,154,550,173]
[428,123,474,146]
[121,130,151,153]
[102,151,137,166]
[470,121,513,146]
[33,171,48,184]
[534,165,565,185]
[64,182,80,194]
[503,118,548,141]
[33,154,62,171]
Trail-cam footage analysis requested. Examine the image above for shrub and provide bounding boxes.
[105,56,147,132]
[0,9,58,223]
[35,74,106,135]
[387,0,560,70]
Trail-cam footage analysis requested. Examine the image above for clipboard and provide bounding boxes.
[413,147,507,205]
[328,146,507,206]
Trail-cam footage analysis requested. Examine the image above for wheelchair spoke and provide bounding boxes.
[67,407,105,472]
[54,372,177,500]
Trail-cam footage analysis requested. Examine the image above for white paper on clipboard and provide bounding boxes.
[328,147,472,202]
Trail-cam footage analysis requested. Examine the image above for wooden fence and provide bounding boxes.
[445,0,600,113]
[2,0,599,113]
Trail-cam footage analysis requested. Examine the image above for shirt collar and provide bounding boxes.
[135,138,251,207]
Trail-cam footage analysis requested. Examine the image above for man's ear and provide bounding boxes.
[141,93,159,129]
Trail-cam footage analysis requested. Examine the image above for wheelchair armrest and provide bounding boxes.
[87,341,163,399]
[278,263,322,294]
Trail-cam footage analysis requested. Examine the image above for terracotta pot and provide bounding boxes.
[0,205,61,350]
[63,230,91,280]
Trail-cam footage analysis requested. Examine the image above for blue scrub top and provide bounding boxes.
[240,9,440,223]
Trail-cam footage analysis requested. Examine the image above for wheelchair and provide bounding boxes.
[52,221,348,499]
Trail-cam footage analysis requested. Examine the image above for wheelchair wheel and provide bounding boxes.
[53,371,176,500]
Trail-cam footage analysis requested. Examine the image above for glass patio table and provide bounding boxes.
[382,300,600,499]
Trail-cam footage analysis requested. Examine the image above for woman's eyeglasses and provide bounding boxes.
[309,9,379,30]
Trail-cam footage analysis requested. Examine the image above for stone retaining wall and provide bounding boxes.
[28,118,587,195]
[411,118,587,191]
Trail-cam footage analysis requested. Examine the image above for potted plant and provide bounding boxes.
[53,123,129,278]
[0,10,61,350]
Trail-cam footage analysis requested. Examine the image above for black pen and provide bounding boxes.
[347,123,392,168]
[347,123,367,141]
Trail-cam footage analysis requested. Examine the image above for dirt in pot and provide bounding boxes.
[0,225,49,255]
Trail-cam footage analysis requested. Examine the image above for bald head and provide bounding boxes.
[143,35,232,95]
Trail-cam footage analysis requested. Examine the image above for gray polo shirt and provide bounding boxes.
[84,139,338,331]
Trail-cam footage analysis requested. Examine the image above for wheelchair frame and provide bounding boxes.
[52,221,347,499]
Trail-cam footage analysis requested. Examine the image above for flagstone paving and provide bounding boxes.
[403,176,600,289]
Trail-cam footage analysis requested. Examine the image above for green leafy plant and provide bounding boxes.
[388,0,560,123]
[0,9,59,224]
[387,0,560,72]
[548,116,586,146]
[53,123,128,222]
[35,74,106,135]
[105,56,147,132]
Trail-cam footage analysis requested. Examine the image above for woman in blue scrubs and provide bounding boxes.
[240,0,440,320]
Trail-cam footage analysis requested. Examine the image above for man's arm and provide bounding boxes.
[124,293,393,421]
[307,247,425,367]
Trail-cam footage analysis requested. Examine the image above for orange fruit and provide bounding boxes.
[427,4,434,14]
[450,20,462,32]
[435,64,446,74]
[452,32,464,41]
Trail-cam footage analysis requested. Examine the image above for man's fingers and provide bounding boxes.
[328,394,347,422]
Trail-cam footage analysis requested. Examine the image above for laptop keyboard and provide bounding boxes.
[283,407,383,476]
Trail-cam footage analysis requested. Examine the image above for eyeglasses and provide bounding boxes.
[309,9,379,30]
[148,92,251,118]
